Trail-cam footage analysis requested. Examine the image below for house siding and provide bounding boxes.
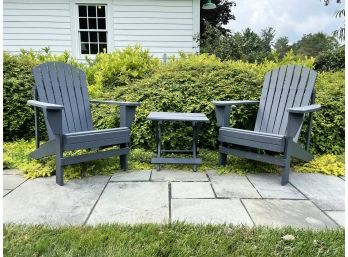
[3,0,200,60]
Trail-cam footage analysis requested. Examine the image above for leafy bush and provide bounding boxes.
[86,45,160,98]
[3,49,81,141]
[91,53,342,154]
[4,140,344,178]
[314,46,345,72]
[295,154,345,176]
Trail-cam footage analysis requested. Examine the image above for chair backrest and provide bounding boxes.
[254,65,317,139]
[33,62,93,139]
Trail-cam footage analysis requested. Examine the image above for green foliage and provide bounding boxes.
[3,49,82,141]
[273,36,291,58]
[309,71,345,154]
[295,154,345,176]
[5,224,344,257]
[199,23,276,62]
[292,32,339,57]
[86,45,160,98]
[314,46,345,71]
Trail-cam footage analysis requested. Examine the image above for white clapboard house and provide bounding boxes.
[3,0,200,61]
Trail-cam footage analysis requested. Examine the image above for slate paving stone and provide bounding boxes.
[151,170,208,182]
[171,182,215,198]
[247,173,306,199]
[243,199,338,229]
[208,172,260,198]
[172,199,253,226]
[3,190,11,197]
[110,170,151,182]
[339,176,345,181]
[3,169,22,175]
[290,173,345,211]
[3,174,27,190]
[325,211,345,227]
[87,182,168,225]
[4,176,110,226]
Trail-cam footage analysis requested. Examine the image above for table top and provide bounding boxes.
[147,112,209,122]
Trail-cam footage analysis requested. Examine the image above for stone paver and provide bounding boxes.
[172,199,253,225]
[87,182,168,225]
[3,169,22,175]
[325,211,345,227]
[3,174,27,190]
[171,182,215,198]
[247,173,306,199]
[209,172,260,198]
[4,176,110,226]
[290,173,345,211]
[339,176,345,181]
[243,199,338,229]
[3,190,11,197]
[110,170,151,182]
[151,170,208,182]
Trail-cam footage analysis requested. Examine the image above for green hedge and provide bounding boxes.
[92,53,344,154]
[3,50,82,141]
[3,49,344,155]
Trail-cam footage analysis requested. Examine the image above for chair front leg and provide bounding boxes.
[219,142,227,166]
[281,137,291,186]
[55,134,64,186]
[119,143,128,171]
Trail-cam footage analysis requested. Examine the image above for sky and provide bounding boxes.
[224,0,344,43]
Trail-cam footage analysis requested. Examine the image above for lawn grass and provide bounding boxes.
[4,223,344,257]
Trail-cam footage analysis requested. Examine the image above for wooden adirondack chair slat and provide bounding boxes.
[254,71,271,131]
[56,62,76,133]
[272,65,295,134]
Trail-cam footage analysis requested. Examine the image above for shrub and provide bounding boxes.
[295,154,345,176]
[3,49,81,141]
[86,45,161,98]
[91,53,342,154]
[314,46,345,72]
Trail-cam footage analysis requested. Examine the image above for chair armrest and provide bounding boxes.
[212,100,259,106]
[27,100,63,135]
[90,99,140,128]
[287,104,321,114]
[212,100,259,127]
[27,100,64,110]
[90,100,140,107]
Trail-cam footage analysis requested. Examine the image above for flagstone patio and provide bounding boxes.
[3,169,345,229]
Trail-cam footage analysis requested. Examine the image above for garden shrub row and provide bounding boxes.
[3,47,345,155]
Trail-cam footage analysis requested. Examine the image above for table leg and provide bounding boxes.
[156,121,162,171]
[192,121,198,172]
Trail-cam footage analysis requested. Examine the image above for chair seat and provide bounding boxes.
[63,127,130,151]
[218,127,285,152]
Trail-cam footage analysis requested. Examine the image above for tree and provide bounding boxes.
[200,0,236,35]
[322,0,345,41]
[274,37,291,58]
[292,32,339,57]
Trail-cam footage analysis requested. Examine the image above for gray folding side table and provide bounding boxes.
[147,112,209,172]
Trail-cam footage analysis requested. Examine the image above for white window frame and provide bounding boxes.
[70,0,114,59]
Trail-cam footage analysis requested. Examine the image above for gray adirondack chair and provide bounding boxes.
[27,62,140,186]
[212,65,321,185]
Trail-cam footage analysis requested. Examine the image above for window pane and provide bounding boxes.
[88,18,97,29]
[90,44,98,54]
[81,43,89,54]
[97,5,105,17]
[80,32,88,42]
[78,5,87,17]
[99,44,107,53]
[99,32,107,42]
[88,6,96,17]
[97,19,106,30]
[90,32,98,42]
[79,18,87,29]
